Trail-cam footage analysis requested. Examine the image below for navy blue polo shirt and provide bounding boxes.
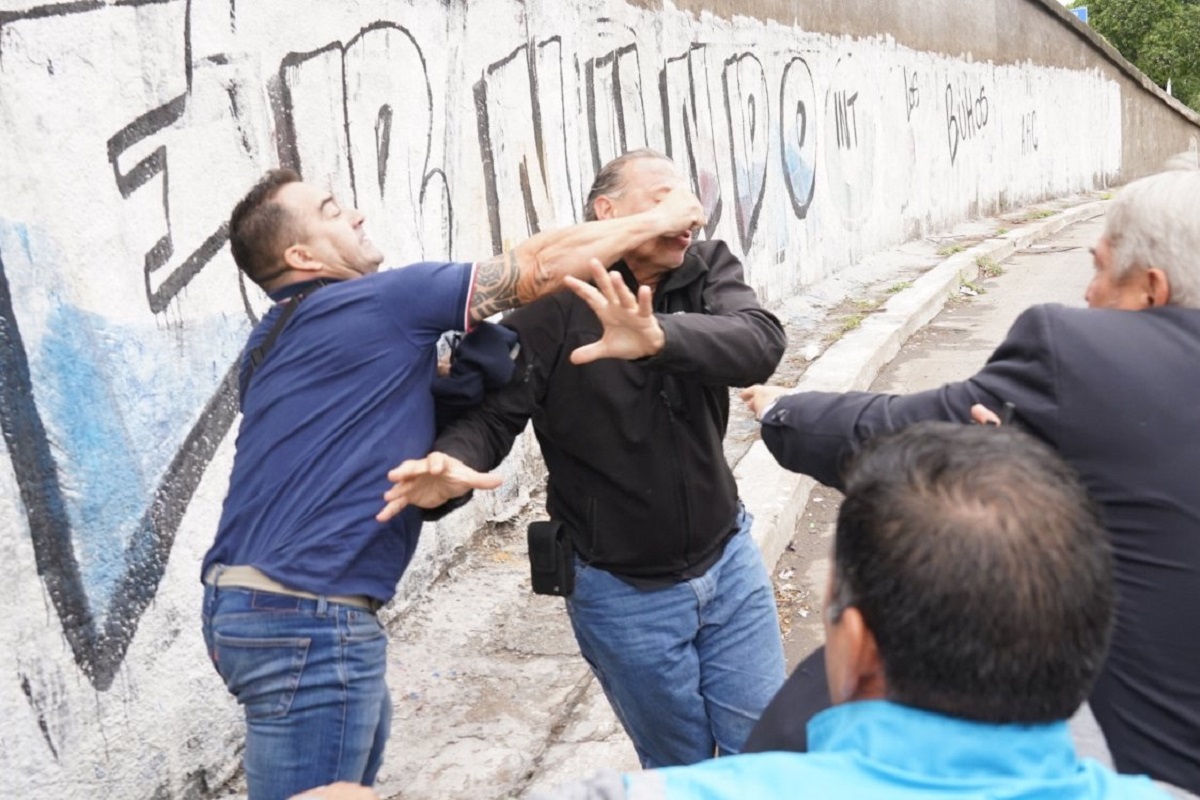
[202,261,475,602]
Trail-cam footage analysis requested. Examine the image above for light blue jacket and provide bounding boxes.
[533,700,1171,800]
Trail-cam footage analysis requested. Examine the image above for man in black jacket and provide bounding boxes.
[379,150,788,767]
[740,167,1200,793]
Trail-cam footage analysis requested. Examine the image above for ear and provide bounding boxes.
[825,607,887,704]
[593,194,617,221]
[1145,267,1171,307]
[282,243,323,274]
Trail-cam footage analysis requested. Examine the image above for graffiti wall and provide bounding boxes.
[0,0,1120,796]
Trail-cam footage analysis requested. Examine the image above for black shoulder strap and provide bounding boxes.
[242,291,308,395]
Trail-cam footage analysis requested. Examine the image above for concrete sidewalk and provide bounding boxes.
[362,193,1109,800]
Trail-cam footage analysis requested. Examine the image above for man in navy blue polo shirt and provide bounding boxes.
[200,168,705,800]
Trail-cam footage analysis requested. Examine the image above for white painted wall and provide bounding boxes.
[0,1,1120,797]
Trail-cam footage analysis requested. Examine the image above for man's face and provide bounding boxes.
[276,181,384,278]
[599,158,693,282]
[1085,236,1150,310]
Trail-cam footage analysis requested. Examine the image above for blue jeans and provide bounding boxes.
[565,508,786,767]
[201,583,391,800]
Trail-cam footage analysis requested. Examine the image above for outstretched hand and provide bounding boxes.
[565,259,665,364]
[376,452,503,523]
[740,384,791,420]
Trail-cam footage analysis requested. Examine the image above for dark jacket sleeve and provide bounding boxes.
[432,301,561,472]
[761,305,1061,489]
[432,350,536,471]
[646,240,786,386]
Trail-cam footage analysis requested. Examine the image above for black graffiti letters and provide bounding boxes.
[722,53,770,253]
[1021,110,1038,154]
[661,45,725,237]
[904,68,920,121]
[477,39,579,253]
[587,43,649,175]
[945,82,990,165]
[779,56,817,220]
[833,89,860,150]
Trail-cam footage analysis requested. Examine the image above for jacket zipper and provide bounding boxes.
[660,381,692,569]
[656,278,693,569]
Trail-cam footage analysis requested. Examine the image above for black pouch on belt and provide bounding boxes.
[527,520,575,597]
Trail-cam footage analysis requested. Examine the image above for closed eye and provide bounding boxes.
[319,196,342,218]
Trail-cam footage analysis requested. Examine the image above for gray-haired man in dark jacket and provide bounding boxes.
[379,150,787,767]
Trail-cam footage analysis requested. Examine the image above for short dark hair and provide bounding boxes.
[583,149,672,221]
[832,421,1113,724]
[229,168,302,287]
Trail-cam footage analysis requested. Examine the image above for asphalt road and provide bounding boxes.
[774,213,1103,669]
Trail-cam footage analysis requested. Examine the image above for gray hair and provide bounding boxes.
[1163,149,1199,171]
[583,149,673,221]
[1104,168,1200,308]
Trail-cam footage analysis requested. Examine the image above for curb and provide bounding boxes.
[738,201,1107,572]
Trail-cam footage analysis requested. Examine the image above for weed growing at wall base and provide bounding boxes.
[839,313,867,334]
[977,255,1005,278]
[960,279,986,296]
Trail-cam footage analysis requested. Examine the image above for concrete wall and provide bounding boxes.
[666,0,1200,176]
[0,1,1193,797]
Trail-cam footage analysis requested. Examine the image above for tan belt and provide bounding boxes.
[205,564,382,613]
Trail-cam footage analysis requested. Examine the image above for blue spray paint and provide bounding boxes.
[1,219,246,689]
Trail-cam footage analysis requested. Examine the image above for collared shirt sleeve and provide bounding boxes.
[373,261,475,343]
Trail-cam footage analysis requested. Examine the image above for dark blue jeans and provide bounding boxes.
[566,508,786,767]
[202,583,391,800]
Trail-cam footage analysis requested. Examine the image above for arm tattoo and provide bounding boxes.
[470,250,522,321]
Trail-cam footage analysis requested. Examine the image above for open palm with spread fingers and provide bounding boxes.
[376,452,502,522]
[565,259,666,364]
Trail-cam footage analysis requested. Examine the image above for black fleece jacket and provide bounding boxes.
[435,239,786,578]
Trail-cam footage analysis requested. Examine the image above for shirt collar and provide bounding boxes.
[808,700,1079,780]
[268,278,340,303]
[612,250,705,295]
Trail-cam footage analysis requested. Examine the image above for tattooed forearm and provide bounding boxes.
[470,248,558,321]
[470,251,522,321]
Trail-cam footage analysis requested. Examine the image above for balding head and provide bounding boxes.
[825,422,1113,724]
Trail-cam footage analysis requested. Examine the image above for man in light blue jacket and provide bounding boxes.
[533,422,1172,800]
